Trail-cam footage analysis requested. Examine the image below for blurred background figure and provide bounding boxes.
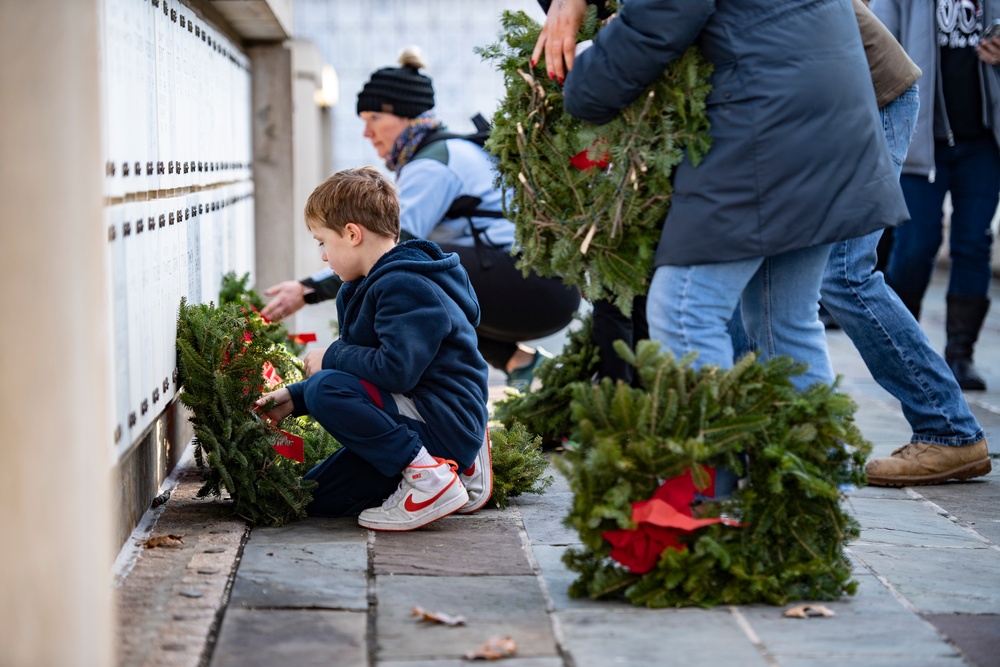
[872,0,1000,390]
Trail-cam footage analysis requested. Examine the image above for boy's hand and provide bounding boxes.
[254,388,294,425]
[260,280,308,321]
[303,348,326,377]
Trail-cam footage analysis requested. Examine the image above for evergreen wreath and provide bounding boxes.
[176,279,340,527]
[558,341,871,608]
[488,420,554,509]
[219,271,308,357]
[477,9,713,315]
[492,313,600,448]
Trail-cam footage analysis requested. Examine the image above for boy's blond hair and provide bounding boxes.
[304,166,400,239]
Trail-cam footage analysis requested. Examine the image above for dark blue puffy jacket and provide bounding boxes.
[564,0,910,266]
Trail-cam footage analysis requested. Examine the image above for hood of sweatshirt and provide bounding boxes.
[338,239,481,328]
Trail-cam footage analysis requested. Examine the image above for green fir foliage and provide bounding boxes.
[492,313,600,447]
[220,271,306,356]
[176,291,339,526]
[488,421,554,508]
[558,341,871,607]
[477,9,713,314]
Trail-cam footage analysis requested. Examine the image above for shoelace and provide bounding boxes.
[380,484,408,510]
[434,457,459,472]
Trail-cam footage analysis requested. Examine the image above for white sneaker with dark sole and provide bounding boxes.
[358,457,468,532]
[457,430,493,514]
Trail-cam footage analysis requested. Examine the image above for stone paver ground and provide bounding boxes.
[116,267,1000,666]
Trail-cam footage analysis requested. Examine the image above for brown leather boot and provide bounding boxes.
[865,439,991,486]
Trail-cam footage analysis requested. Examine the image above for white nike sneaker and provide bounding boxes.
[457,430,493,514]
[358,457,469,531]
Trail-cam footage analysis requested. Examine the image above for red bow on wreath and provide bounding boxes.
[602,467,742,575]
[569,141,610,171]
[261,361,283,389]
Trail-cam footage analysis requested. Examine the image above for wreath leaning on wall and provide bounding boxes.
[178,273,555,523]
[176,291,341,527]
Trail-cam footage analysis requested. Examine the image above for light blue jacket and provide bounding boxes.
[397,137,515,250]
[872,0,1000,179]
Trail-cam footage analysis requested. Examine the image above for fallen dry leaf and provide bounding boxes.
[139,534,185,549]
[463,635,517,660]
[783,604,836,619]
[412,606,466,626]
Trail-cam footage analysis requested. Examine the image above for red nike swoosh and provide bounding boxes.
[463,462,475,476]
[403,477,457,512]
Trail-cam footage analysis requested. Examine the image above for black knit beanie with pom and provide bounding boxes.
[356,47,435,118]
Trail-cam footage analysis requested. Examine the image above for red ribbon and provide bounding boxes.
[288,332,318,344]
[602,467,742,574]
[261,361,283,389]
[248,303,272,324]
[272,430,304,463]
[569,146,610,171]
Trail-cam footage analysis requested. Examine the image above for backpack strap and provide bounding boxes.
[414,113,491,155]
[445,195,504,220]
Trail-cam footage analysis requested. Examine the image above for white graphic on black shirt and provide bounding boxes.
[938,0,983,47]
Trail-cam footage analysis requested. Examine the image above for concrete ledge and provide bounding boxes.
[210,0,292,41]
[115,456,249,667]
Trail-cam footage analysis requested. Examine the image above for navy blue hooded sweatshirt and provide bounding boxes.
[287,239,489,468]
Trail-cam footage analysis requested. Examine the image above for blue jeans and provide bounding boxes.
[820,88,983,446]
[888,135,999,300]
[648,243,835,392]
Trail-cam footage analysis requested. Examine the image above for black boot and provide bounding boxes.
[945,294,990,391]
[818,303,841,330]
[890,287,924,321]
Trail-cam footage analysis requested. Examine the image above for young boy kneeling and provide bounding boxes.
[255,166,492,531]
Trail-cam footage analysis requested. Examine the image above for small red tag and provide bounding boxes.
[288,332,318,344]
[569,147,610,171]
[248,303,271,324]
[273,430,304,463]
[262,361,283,389]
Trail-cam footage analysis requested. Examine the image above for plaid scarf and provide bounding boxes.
[385,111,443,173]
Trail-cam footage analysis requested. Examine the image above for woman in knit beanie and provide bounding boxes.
[264,47,580,391]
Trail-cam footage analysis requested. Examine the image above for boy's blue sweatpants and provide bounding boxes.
[298,369,431,517]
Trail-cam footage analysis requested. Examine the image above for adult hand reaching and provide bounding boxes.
[260,280,309,321]
[531,0,588,83]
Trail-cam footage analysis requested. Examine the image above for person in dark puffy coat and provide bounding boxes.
[562,0,910,390]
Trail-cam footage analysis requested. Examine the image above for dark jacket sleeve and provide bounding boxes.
[300,272,343,304]
[563,0,713,124]
[286,381,309,417]
[536,0,614,20]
